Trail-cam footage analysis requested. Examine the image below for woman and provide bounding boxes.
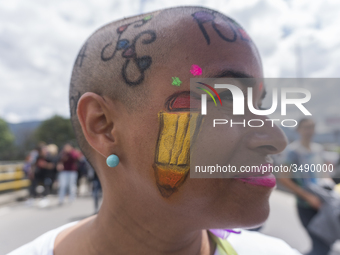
[9,6,299,255]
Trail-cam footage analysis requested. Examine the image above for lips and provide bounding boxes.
[235,173,276,188]
[233,163,276,188]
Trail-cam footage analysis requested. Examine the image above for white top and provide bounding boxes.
[7,222,78,255]
[8,223,301,255]
[214,229,301,255]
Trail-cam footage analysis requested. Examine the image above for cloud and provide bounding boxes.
[0,0,339,123]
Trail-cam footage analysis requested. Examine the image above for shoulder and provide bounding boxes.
[228,230,301,255]
[7,222,78,255]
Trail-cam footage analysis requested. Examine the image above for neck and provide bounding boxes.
[84,199,216,255]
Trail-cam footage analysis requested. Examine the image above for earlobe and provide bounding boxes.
[77,92,115,158]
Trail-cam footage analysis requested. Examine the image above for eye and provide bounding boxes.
[217,90,233,101]
[258,104,268,110]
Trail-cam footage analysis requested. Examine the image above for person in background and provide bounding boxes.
[57,143,81,205]
[45,144,59,194]
[84,157,102,213]
[333,152,340,184]
[23,154,32,179]
[24,151,36,206]
[90,161,102,213]
[75,149,88,192]
[34,146,55,208]
[279,118,335,255]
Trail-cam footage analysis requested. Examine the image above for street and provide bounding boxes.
[0,189,339,254]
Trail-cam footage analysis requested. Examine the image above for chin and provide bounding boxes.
[237,198,271,229]
[206,195,271,230]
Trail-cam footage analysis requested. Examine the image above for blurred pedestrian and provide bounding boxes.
[84,158,101,213]
[35,146,55,194]
[25,151,36,205]
[333,153,340,184]
[92,171,101,213]
[279,118,335,255]
[57,143,81,205]
[23,154,32,179]
[75,149,87,191]
[45,144,59,194]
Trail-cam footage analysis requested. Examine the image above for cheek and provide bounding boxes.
[125,109,199,198]
[176,178,271,228]
[229,181,271,225]
[192,113,243,167]
[122,112,160,180]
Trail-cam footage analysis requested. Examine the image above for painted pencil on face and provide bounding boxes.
[153,92,203,197]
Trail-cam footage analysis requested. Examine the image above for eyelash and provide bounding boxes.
[215,90,267,111]
[219,92,233,101]
[215,89,248,102]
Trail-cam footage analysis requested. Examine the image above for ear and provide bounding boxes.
[77,92,116,158]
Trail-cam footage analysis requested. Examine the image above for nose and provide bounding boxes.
[246,117,288,155]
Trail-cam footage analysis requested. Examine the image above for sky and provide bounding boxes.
[1,0,339,124]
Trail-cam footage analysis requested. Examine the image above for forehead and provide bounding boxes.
[149,13,262,92]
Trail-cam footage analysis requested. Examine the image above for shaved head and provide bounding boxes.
[69,6,257,167]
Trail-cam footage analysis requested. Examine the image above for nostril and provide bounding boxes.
[259,145,277,153]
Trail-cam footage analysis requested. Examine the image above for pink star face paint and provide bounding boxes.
[190,65,202,76]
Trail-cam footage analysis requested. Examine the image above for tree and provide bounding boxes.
[0,118,15,160]
[34,115,76,149]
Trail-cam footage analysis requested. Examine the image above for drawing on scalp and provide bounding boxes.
[153,92,203,198]
[192,11,250,45]
[75,42,88,67]
[121,30,156,86]
[70,91,81,115]
[228,19,250,41]
[143,15,152,21]
[117,39,129,50]
[100,16,156,86]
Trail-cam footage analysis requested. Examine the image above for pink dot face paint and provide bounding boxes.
[190,65,202,76]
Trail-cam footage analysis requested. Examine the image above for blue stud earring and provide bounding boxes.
[106,154,119,167]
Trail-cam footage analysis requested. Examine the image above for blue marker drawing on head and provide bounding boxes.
[100,16,156,86]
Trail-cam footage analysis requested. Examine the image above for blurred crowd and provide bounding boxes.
[23,142,101,212]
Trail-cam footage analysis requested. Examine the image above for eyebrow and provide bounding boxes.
[206,69,269,102]
[207,69,257,90]
[208,69,255,79]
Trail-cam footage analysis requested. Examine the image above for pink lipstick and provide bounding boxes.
[236,173,276,188]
